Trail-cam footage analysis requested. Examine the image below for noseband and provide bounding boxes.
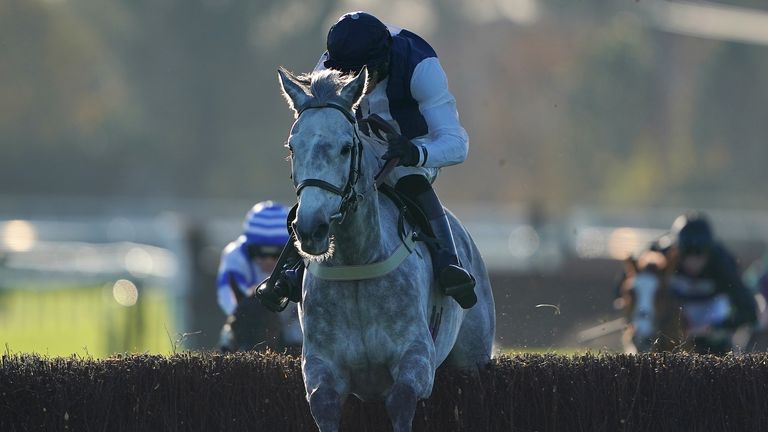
[293,99,363,224]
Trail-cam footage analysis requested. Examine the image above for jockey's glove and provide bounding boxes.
[382,133,421,167]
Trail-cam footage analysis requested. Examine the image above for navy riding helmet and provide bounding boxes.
[324,11,392,73]
[671,211,715,256]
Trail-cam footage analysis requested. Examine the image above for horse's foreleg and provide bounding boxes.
[304,356,344,432]
[309,386,342,432]
[386,342,435,432]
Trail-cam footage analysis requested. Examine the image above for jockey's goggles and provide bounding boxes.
[680,244,711,257]
[247,244,282,259]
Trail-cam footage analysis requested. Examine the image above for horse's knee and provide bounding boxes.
[386,348,436,431]
[394,343,435,398]
[308,387,342,431]
[385,381,419,432]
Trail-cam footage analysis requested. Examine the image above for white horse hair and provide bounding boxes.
[277,66,495,432]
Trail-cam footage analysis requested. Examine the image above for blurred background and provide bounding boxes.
[1,0,767,356]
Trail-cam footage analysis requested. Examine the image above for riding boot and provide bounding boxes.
[276,261,304,303]
[256,244,304,312]
[395,175,477,309]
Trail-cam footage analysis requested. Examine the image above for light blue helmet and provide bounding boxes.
[242,201,289,251]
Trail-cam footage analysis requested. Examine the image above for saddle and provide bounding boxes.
[377,184,435,242]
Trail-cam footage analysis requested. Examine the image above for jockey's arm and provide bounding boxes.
[216,243,252,316]
[410,58,469,169]
[216,270,248,316]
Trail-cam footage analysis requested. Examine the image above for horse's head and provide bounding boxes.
[621,251,675,351]
[277,67,368,258]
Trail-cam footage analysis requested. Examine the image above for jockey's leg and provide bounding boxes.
[275,259,304,303]
[256,242,303,311]
[395,174,477,309]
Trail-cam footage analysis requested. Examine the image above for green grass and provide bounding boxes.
[0,284,175,357]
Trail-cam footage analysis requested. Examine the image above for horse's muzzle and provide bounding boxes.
[294,220,330,256]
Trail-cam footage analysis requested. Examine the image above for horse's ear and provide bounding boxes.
[339,66,368,109]
[278,67,311,117]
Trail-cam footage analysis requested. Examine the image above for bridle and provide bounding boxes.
[292,98,363,225]
[286,99,416,282]
[292,99,397,225]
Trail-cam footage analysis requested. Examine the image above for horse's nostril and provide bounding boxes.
[312,223,329,241]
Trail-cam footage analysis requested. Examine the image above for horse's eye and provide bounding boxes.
[340,144,352,156]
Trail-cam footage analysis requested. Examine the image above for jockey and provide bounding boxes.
[259,11,476,310]
[666,212,757,352]
[217,201,302,349]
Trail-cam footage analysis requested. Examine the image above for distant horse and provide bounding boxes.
[746,290,768,351]
[617,251,687,353]
[277,66,495,432]
[742,266,768,351]
[220,278,299,354]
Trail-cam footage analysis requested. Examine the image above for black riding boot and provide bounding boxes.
[256,247,304,312]
[396,175,477,309]
[278,262,304,304]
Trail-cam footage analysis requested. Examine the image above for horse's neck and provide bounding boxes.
[331,197,382,264]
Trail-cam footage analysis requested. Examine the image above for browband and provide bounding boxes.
[296,99,356,124]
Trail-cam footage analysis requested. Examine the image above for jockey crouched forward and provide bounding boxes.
[662,212,756,353]
[217,202,302,352]
[257,11,477,310]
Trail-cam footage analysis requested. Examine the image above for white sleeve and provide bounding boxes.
[217,283,237,316]
[410,58,469,168]
[215,242,251,316]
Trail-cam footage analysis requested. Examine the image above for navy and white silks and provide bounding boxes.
[670,243,757,332]
[315,26,469,183]
[216,238,266,316]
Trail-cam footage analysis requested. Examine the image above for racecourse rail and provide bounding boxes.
[1,351,767,431]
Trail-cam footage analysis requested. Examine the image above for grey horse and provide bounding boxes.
[277,66,495,432]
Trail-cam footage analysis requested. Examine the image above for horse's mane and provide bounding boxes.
[636,251,668,273]
[295,69,359,106]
